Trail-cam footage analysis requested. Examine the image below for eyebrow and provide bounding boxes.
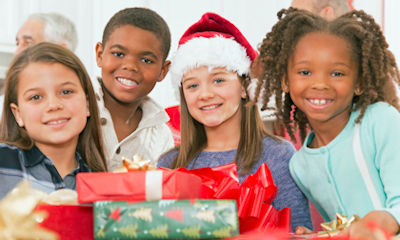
[22,81,80,97]
[16,35,34,42]
[109,44,159,60]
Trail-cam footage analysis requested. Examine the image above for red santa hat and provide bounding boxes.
[170,12,258,97]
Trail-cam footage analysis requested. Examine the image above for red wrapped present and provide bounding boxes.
[76,169,202,203]
[36,204,93,240]
[165,163,291,233]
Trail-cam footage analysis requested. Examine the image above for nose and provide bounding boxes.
[14,45,25,56]
[198,84,215,100]
[46,96,64,112]
[122,57,139,72]
[311,74,329,90]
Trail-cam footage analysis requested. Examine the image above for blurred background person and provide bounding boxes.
[15,12,77,56]
[291,0,351,20]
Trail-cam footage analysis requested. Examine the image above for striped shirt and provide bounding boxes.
[0,143,89,199]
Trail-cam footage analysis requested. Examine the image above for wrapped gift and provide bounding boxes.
[172,163,290,233]
[36,204,93,240]
[93,199,239,239]
[76,169,202,203]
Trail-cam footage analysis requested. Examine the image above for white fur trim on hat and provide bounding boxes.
[170,36,252,100]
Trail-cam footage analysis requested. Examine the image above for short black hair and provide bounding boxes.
[102,7,171,61]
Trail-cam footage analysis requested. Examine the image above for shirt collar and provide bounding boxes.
[24,145,89,172]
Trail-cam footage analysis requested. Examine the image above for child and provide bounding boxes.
[157,12,312,232]
[95,7,174,171]
[0,42,107,199]
[254,8,400,238]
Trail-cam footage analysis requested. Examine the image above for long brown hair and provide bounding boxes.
[0,42,107,172]
[254,8,400,143]
[167,75,277,175]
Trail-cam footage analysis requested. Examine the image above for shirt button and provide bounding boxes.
[96,94,101,101]
[116,147,121,154]
[100,118,107,125]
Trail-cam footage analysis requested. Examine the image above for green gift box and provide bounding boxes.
[94,199,239,239]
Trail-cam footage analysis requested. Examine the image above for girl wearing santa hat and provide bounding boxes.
[157,12,312,232]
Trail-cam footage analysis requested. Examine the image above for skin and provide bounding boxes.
[182,66,246,151]
[95,25,170,142]
[10,62,89,178]
[283,32,359,148]
[291,0,337,20]
[15,19,46,56]
[287,32,399,239]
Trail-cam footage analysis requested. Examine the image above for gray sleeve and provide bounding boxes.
[264,140,313,232]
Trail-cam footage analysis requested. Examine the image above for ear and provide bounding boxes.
[354,80,363,96]
[10,103,24,127]
[281,74,289,93]
[86,100,90,117]
[59,42,68,49]
[241,84,247,99]
[157,60,171,83]
[95,42,104,68]
[320,6,336,20]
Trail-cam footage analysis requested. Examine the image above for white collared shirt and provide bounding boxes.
[95,84,174,171]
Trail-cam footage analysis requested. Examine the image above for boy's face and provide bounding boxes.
[96,25,170,105]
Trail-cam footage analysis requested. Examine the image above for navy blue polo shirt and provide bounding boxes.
[0,143,89,199]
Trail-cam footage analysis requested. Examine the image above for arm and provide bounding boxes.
[269,140,313,232]
[356,104,400,236]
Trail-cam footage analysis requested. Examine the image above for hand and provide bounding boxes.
[294,225,313,235]
[340,221,390,240]
[340,211,398,240]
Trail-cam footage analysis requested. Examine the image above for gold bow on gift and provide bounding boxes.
[113,154,156,172]
[318,213,360,237]
[0,181,58,240]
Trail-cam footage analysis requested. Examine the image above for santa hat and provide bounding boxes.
[170,12,258,98]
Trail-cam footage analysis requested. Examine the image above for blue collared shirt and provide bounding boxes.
[0,143,89,199]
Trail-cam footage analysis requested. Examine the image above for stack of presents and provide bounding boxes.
[1,162,350,239]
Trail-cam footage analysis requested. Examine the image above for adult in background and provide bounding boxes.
[15,12,77,55]
[291,0,350,20]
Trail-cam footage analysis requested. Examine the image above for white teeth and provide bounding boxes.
[310,99,328,105]
[117,77,137,86]
[201,105,219,110]
[47,119,67,125]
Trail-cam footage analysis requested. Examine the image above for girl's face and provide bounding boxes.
[284,32,359,130]
[10,62,89,150]
[96,25,170,105]
[182,66,246,129]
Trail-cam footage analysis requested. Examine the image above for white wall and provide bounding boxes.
[0,0,398,108]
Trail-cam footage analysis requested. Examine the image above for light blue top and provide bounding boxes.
[289,102,400,224]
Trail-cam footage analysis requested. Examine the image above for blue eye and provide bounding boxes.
[112,52,124,58]
[214,79,224,84]
[186,84,198,89]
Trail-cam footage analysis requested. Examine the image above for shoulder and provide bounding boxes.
[0,143,23,169]
[362,102,399,120]
[262,136,296,157]
[157,149,178,168]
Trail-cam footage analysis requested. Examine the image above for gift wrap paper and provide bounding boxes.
[94,199,239,239]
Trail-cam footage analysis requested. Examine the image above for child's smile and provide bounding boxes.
[96,25,167,104]
[285,31,359,132]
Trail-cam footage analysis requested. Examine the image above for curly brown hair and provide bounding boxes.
[253,8,400,144]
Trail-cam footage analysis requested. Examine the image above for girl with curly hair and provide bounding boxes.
[254,8,400,238]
